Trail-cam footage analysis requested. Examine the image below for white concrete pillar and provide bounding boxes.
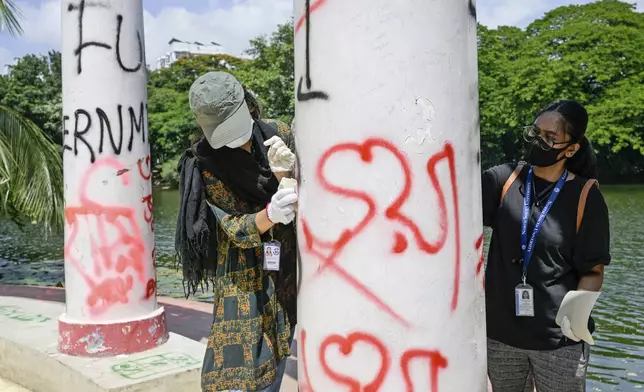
[294,0,486,390]
[59,0,168,356]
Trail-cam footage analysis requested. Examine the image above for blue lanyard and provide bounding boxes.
[520,167,568,283]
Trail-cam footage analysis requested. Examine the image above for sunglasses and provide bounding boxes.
[522,125,572,151]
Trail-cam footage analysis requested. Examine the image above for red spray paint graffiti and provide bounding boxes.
[319,332,391,392]
[301,328,448,391]
[301,139,405,326]
[300,329,316,392]
[301,139,461,328]
[145,248,157,300]
[475,234,485,289]
[144,278,156,300]
[137,155,151,180]
[64,157,153,316]
[295,0,327,34]
[138,155,154,232]
[141,194,154,231]
[400,350,448,392]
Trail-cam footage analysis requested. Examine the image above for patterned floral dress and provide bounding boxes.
[200,119,297,392]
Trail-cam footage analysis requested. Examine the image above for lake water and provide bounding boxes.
[1,185,642,391]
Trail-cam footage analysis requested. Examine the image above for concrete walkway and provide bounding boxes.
[0,284,298,392]
[0,285,213,342]
[0,377,30,392]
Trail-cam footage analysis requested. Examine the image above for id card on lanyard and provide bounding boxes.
[263,242,281,271]
[516,167,567,317]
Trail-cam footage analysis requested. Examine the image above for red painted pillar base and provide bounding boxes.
[58,307,169,357]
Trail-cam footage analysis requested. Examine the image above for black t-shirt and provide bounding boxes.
[482,163,611,350]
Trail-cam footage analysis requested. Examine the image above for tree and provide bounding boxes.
[0,0,23,36]
[0,106,64,230]
[0,2,64,230]
[148,53,245,92]
[1,51,62,143]
[477,25,527,166]
[478,0,644,180]
[147,86,195,164]
[234,21,295,124]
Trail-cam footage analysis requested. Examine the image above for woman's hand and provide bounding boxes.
[256,188,298,234]
[267,188,298,224]
[264,136,295,174]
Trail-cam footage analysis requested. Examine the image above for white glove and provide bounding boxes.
[560,316,581,342]
[556,290,601,344]
[264,136,295,173]
[267,188,298,224]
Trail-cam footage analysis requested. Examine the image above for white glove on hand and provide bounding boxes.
[560,316,581,342]
[267,188,298,224]
[264,136,295,173]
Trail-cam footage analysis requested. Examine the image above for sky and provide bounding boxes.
[0,0,641,72]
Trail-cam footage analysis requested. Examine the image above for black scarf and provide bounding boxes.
[174,149,217,295]
[195,121,279,206]
[175,120,279,295]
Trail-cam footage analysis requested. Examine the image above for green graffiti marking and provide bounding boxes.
[111,352,200,380]
[0,305,52,323]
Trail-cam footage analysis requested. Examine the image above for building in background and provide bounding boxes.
[155,38,230,69]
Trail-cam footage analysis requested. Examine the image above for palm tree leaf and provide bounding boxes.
[0,0,23,36]
[0,105,63,232]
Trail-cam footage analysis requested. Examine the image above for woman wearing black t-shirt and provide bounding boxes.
[482,100,610,392]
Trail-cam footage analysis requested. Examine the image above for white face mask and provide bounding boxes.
[226,120,254,149]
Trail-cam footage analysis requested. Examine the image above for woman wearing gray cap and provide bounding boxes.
[175,72,298,392]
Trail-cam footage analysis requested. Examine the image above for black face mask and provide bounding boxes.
[525,140,568,167]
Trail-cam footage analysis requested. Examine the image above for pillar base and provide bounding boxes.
[58,307,169,357]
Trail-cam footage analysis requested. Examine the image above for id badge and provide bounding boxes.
[263,241,281,271]
[515,284,534,317]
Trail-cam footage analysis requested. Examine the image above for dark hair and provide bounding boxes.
[537,100,598,179]
[243,86,262,121]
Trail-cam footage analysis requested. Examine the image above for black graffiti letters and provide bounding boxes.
[297,0,329,102]
[63,115,73,152]
[468,0,477,20]
[65,2,148,164]
[116,15,143,73]
[73,109,94,163]
[297,78,329,101]
[97,107,122,155]
[68,0,144,74]
[64,103,147,163]
[70,0,111,75]
[128,102,146,151]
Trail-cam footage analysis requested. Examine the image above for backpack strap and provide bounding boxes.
[500,161,527,203]
[576,179,599,233]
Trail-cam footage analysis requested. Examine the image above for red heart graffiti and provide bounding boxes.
[304,138,412,256]
[301,139,413,327]
[302,139,461,319]
[311,139,454,257]
[319,332,391,392]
